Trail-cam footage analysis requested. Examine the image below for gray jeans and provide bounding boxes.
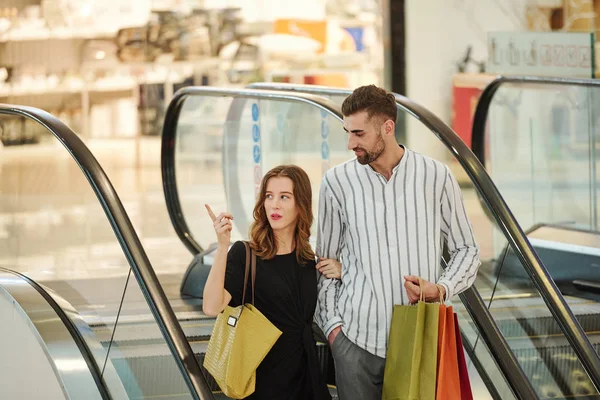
[331,331,386,400]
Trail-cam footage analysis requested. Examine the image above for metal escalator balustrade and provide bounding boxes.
[0,267,114,399]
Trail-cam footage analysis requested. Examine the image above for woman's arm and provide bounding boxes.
[202,205,234,316]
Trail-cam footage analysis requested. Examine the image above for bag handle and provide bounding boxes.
[251,246,257,304]
[241,241,257,305]
[417,277,444,303]
[435,284,445,303]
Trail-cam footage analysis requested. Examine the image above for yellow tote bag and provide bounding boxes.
[204,242,282,399]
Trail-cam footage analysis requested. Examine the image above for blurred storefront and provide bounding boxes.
[0,0,385,146]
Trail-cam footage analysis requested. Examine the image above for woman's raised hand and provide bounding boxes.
[205,204,233,248]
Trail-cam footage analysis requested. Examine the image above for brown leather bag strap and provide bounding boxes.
[251,248,257,305]
[241,241,251,305]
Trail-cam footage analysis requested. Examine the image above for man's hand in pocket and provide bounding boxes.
[328,326,342,346]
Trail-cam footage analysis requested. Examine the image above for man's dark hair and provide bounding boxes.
[341,85,397,122]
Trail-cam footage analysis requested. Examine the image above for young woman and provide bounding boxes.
[203,164,339,400]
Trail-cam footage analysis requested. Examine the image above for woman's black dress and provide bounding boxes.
[223,241,331,400]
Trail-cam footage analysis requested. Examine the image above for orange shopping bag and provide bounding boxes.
[436,299,461,399]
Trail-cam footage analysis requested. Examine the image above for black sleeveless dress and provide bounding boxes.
[223,241,331,400]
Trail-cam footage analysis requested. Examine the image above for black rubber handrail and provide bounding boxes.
[0,104,214,400]
[0,267,111,399]
[249,82,600,394]
[471,75,600,168]
[161,85,537,399]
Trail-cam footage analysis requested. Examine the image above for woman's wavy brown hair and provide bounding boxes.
[249,165,315,264]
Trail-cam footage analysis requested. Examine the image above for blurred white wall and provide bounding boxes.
[405,0,527,160]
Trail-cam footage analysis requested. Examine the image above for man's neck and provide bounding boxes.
[370,145,405,181]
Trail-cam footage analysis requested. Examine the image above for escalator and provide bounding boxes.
[0,105,212,400]
[1,82,600,399]
[468,76,600,398]
[0,267,118,399]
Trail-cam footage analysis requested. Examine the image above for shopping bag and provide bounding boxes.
[204,242,282,398]
[454,313,474,400]
[435,304,461,399]
[383,279,440,400]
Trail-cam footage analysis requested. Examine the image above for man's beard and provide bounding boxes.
[355,134,386,165]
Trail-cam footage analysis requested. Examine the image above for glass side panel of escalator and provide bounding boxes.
[175,94,351,250]
[0,110,193,399]
[482,83,599,235]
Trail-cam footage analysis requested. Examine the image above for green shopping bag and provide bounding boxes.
[383,280,440,400]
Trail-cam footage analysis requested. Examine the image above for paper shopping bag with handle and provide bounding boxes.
[435,302,461,399]
[383,279,440,400]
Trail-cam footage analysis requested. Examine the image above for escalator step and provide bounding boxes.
[491,313,600,341]
[513,342,600,397]
[194,353,225,392]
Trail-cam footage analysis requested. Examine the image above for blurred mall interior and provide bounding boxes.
[3,0,600,399]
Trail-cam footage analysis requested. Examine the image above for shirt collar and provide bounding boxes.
[362,144,408,177]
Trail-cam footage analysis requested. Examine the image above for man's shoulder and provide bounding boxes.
[323,159,359,183]
[409,150,450,175]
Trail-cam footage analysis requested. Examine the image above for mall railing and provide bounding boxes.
[247,82,600,394]
[471,76,600,229]
[471,75,600,168]
[161,86,541,399]
[0,104,214,400]
[0,266,111,399]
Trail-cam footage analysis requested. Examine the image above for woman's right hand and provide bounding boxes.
[205,204,233,248]
[317,258,342,279]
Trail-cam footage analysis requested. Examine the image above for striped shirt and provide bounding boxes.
[314,147,480,358]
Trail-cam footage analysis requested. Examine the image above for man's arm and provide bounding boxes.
[437,166,481,300]
[315,176,345,340]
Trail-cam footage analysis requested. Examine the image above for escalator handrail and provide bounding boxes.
[471,75,600,168]
[162,85,536,399]
[161,86,349,255]
[0,267,111,399]
[249,82,600,395]
[0,104,214,400]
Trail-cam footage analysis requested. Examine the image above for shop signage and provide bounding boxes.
[487,31,594,78]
